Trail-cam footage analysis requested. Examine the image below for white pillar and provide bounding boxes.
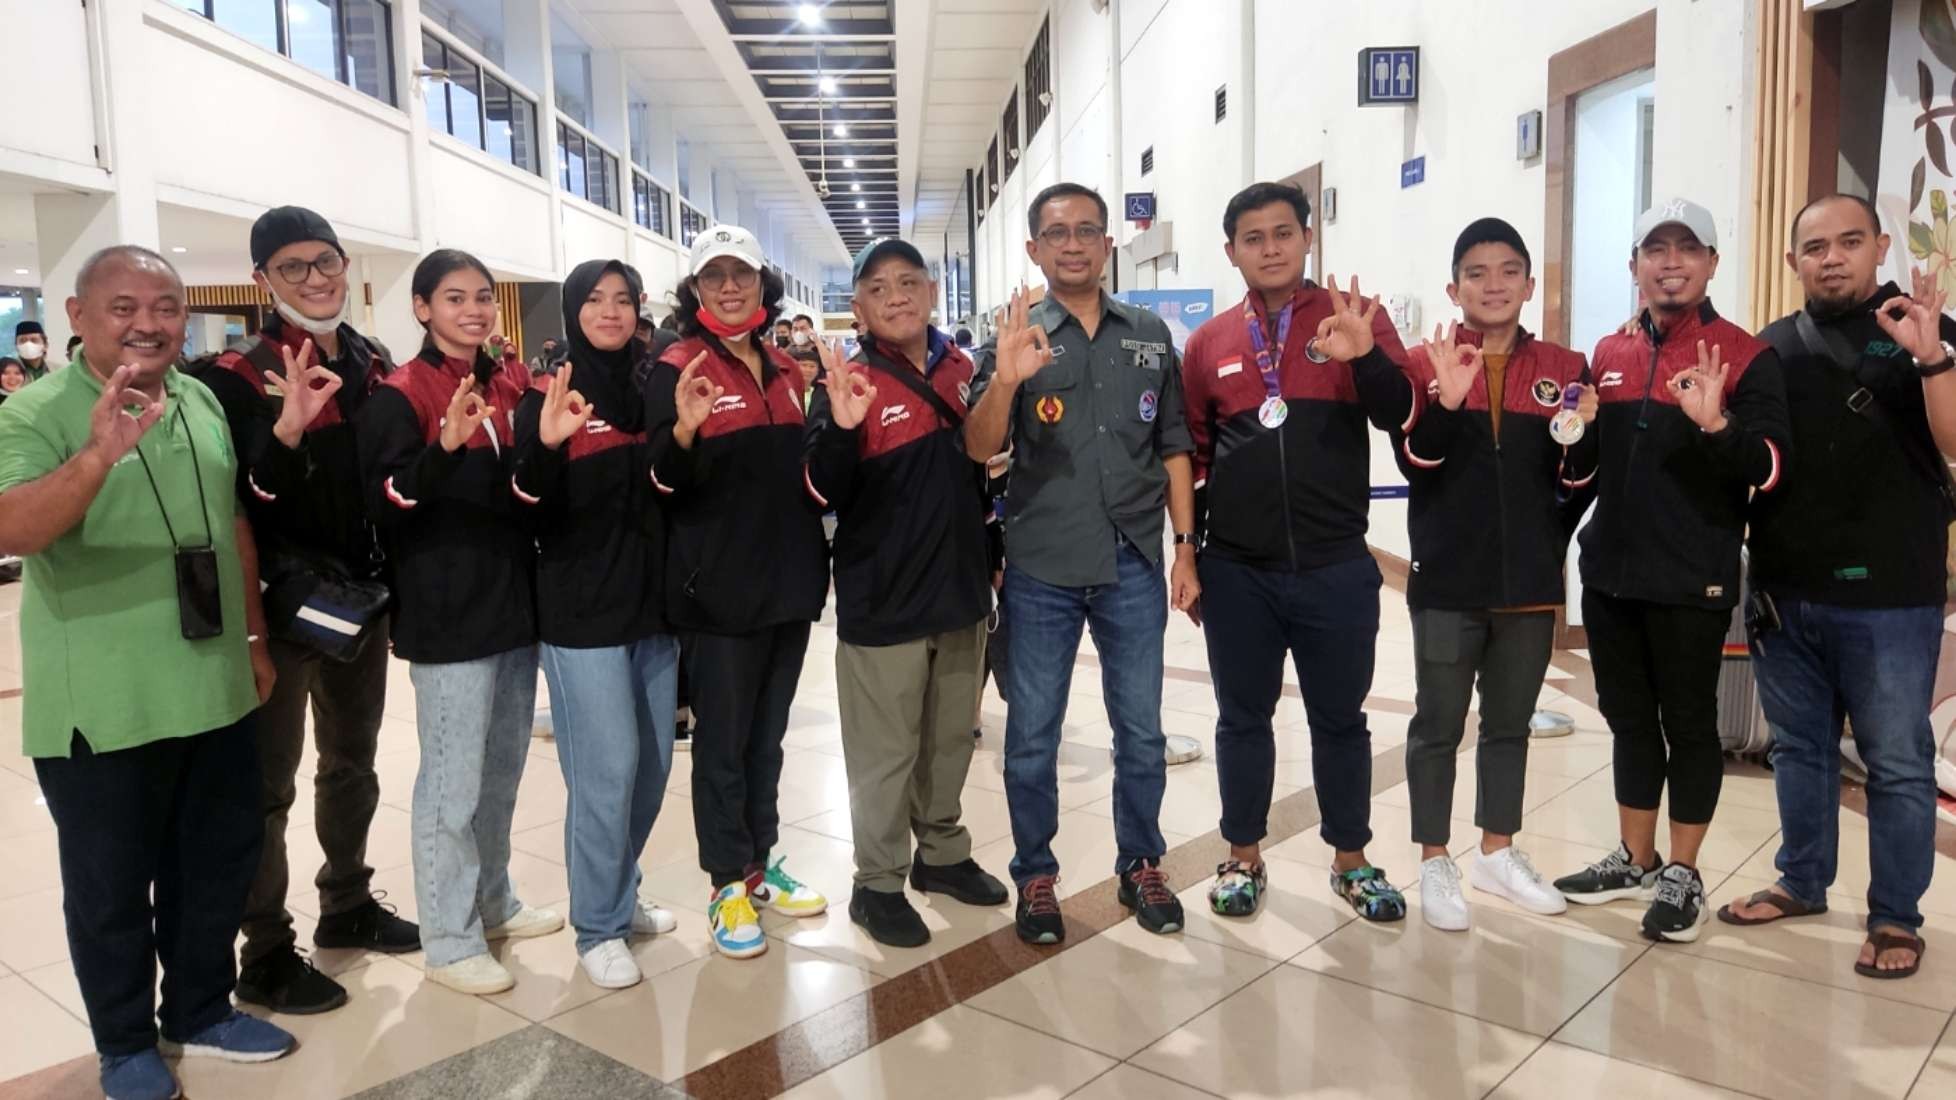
[363,253,424,366]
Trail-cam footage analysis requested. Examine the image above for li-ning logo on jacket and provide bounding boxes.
[712,394,747,415]
[1598,370,1625,389]
[880,404,911,428]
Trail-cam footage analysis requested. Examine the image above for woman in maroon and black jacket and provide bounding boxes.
[643,225,830,959]
[510,259,680,989]
[355,249,559,997]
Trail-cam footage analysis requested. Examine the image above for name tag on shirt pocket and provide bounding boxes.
[1122,339,1168,371]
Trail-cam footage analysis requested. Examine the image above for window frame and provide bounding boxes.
[556,115,623,215]
[422,22,542,175]
[177,0,397,106]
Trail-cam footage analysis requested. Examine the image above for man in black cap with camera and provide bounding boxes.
[194,205,417,1015]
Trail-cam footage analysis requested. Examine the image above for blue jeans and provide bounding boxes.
[1002,540,1168,883]
[1753,598,1942,932]
[1201,553,1382,850]
[409,647,539,967]
[540,635,679,953]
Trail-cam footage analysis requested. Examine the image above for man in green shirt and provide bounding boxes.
[0,246,294,1100]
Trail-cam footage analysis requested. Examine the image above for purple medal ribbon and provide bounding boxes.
[1243,298,1294,401]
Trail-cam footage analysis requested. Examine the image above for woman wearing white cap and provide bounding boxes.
[644,225,832,958]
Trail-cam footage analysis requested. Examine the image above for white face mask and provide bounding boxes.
[16,340,44,360]
[791,330,811,346]
[268,284,349,338]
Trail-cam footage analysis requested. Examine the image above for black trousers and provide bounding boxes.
[1404,609,1556,845]
[1583,590,1729,824]
[685,622,812,886]
[35,717,263,1055]
[241,627,389,963]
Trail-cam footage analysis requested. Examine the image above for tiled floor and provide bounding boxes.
[1,574,1954,1099]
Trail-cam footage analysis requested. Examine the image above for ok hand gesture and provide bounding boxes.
[439,374,495,453]
[266,338,343,448]
[1420,323,1483,411]
[994,286,1054,387]
[823,360,879,430]
[1874,266,1952,365]
[1668,340,1730,432]
[86,364,166,465]
[537,363,592,449]
[1312,275,1382,363]
[673,351,724,438]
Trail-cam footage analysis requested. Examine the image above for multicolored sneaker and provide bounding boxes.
[1208,860,1268,918]
[708,882,768,959]
[750,856,828,918]
[1331,865,1407,923]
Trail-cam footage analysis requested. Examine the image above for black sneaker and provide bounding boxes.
[235,947,348,1015]
[1553,842,1662,906]
[910,856,1009,907]
[1015,875,1065,945]
[1119,861,1185,935]
[848,886,931,948]
[1641,863,1710,943]
[313,893,421,954]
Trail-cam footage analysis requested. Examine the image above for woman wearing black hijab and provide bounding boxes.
[511,259,680,990]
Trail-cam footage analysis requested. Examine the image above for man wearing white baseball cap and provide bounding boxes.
[1552,198,1792,944]
[643,224,833,959]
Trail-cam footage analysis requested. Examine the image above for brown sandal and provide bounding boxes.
[1715,889,1827,926]
[1853,928,1925,980]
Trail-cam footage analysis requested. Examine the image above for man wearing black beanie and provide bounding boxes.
[13,321,54,382]
[1389,217,1597,932]
[191,205,418,1015]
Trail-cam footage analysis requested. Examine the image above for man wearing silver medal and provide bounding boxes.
[1392,218,1598,932]
[1179,182,1418,922]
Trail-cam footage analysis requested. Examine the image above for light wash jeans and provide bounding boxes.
[539,635,680,953]
[409,647,539,967]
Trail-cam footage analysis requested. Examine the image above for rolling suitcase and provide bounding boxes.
[1718,552,1772,757]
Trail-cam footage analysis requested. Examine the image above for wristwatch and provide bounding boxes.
[1172,532,1199,546]
[1916,341,1956,378]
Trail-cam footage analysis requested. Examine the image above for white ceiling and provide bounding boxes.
[911,0,1047,246]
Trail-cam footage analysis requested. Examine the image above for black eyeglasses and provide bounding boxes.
[268,251,347,285]
[1037,223,1107,248]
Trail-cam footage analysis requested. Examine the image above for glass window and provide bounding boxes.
[560,125,587,201]
[483,74,532,171]
[420,0,503,69]
[551,14,592,128]
[209,0,281,53]
[421,36,450,133]
[447,53,482,149]
[586,148,614,212]
[286,0,337,82]
[341,0,394,103]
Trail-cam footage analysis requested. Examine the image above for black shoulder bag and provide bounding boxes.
[1786,311,1956,519]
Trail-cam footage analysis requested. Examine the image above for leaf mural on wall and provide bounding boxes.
[1924,0,1956,74]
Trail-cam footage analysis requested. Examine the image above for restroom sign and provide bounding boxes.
[1359,47,1419,106]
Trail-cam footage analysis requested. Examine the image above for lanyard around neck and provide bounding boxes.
[1244,298,1294,400]
[135,404,215,550]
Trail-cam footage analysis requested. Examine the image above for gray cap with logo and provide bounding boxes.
[1634,198,1718,252]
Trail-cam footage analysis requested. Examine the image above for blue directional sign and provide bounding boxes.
[1359,46,1420,106]
[1124,192,1156,222]
[1401,156,1426,189]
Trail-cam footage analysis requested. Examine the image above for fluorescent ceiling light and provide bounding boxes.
[834,123,849,137]
[818,75,838,94]
[850,183,861,192]
[799,4,821,26]
[855,200,865,209]
[170,247,188,254]
[11,268,26,275]
[842,157,856,168]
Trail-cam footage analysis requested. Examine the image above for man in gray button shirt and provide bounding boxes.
[963,182,1199,945]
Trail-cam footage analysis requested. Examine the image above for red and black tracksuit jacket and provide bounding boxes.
[194,316,392,577]
[356,349,538,662]
[643,335,829,635]
[1183,285,1416,571]
[802,329,991,648]
[510,359,668,648]
[1577,301,1791,610]
[1392,329,1597,610]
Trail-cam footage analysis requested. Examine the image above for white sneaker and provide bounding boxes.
[1419,855,1471,932]
[426,953,514,995]
[632,899,678,937]
[485,905,564,941]
[578,939,642,989]
[1472,846,1568,915]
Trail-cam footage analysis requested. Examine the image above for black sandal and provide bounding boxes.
[1715,888,1827,926]
[1853,928,1926,980]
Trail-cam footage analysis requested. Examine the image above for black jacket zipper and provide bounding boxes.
[1615,318,1667,595]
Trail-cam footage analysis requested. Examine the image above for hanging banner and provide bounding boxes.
[1117,289,1214,352]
